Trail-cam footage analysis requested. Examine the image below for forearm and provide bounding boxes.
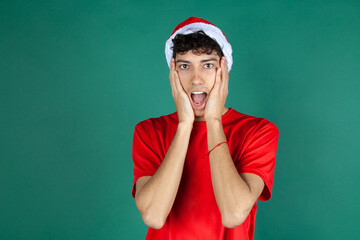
[206,120,252,227]
[136,122,192,228]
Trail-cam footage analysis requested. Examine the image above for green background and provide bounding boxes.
[1,0,359,239]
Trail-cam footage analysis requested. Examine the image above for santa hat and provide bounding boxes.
[165,16,233,72]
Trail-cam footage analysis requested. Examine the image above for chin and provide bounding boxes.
[194,107,204,112]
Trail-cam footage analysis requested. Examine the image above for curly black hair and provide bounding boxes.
[171,30,224,59]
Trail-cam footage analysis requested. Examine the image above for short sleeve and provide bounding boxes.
[131,122,162,199]
[237,120,279,201]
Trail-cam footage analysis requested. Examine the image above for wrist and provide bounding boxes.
[206,118,222,125]
[178,121,193,131]
[206,119,224,136]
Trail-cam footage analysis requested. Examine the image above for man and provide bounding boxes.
[132,17,279,240]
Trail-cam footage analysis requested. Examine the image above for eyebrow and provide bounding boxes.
[176,58,218,63]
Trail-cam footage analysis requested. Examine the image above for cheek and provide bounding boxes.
[177,71,188,81]
[204,70,216,87]
[177,71,190,87]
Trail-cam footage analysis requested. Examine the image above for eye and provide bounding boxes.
[179,64,189,70]
[204,63,213,69]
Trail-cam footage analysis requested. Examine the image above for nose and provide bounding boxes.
[191,68,204,85]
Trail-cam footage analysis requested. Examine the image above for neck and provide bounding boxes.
[194,107,229,122]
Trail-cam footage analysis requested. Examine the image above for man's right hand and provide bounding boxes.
[169,58,194,125]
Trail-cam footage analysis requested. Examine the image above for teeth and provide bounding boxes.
[192,91,205,94]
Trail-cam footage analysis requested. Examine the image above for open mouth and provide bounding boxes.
[190,91,208,109]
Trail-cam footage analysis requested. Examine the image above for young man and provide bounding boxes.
[132,17,279,240]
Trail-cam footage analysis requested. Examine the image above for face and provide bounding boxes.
[175,50,221,121]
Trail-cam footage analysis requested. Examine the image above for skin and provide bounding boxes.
[169,50,229,123]
[134,49,265,229]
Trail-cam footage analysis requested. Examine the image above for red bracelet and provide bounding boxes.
[207,141,228,156]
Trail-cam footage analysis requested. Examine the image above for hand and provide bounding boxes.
[204,57,229,122]
[169,58,195,124]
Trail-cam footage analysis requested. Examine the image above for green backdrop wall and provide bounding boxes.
[1,0,359,239]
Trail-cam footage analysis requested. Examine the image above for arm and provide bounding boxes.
[204,58,265,228]
[135,58,194,229]
[206,119,265,228]
[135,122,192,229]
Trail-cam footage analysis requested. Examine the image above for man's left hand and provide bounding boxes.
[204,57,229,122]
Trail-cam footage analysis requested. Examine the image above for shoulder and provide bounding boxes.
[226,108,279,136]
[134,111,178,132]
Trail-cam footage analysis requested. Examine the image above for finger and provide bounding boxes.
[213,67,222,92]
[169,58,174,78]
[219,57,224,88]
[224,57,228,72]
[169,58,177,95]
[224,58,229,94]
[172,59,185,93]
[173,70,183,93]
[220,58,228,90]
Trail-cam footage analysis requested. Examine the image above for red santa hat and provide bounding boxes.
[165,16,233,72]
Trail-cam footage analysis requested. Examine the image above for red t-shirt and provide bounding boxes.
[132,107,279,240]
